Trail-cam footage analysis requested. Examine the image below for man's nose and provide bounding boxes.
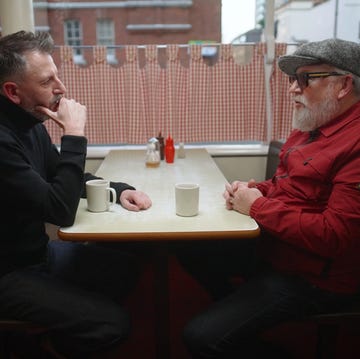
[54,78,67,94]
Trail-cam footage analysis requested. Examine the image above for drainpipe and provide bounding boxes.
[333,0,339,38]
[264,0,275,143]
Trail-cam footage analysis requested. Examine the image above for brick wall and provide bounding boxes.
[34,0,221,46]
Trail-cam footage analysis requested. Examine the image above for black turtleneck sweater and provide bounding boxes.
[0,95,134,275]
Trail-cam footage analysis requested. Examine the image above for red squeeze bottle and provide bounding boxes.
[165,135,175,163]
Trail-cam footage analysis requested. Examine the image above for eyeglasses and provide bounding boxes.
[288,71,349,91]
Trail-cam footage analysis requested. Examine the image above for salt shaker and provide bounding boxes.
[177,142,186,158]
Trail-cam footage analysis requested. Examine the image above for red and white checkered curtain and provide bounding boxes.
[46,43,292,145]
[271,43,293,140]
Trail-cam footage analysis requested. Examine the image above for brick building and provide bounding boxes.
[29,0,221,64]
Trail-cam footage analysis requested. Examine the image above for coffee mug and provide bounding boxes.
[86,179,116,212]
[175,183,200,217]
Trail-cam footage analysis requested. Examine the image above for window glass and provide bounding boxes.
[64,20,85,64]
[96,19,116,63]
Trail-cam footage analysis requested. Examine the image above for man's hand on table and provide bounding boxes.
[120,190,152,211]
[223,179,262,215]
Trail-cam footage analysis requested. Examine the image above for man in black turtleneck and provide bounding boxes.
[0,30,152,358]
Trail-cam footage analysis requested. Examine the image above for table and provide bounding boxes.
[58,148,260,358]
[59,149,259,241]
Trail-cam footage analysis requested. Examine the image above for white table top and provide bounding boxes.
[59,148,259,242]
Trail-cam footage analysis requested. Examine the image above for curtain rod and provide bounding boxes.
[55,43,259,49]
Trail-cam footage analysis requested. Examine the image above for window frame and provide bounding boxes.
[96,18,117,64]
[64,19,86,65]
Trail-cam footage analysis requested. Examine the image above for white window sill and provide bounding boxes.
[85,144,268,158]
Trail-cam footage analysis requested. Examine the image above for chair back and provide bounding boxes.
[265,140,284,180]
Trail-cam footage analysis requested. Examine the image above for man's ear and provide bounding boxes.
[2,82,21,104]
[337,75,354,100]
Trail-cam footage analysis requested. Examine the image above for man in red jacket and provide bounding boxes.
[180,38,360,358]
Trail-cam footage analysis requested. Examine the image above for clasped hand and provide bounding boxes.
[223,179,262,215]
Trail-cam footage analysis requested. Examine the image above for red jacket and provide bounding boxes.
[251,101,360,293]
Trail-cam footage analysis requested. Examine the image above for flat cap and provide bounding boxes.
[278,38,360,77]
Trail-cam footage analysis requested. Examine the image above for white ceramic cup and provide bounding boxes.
[86,179,116,212]
[175,183,200,217]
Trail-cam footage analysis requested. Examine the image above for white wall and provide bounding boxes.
[337,0,360,41]
[276,0,360,43]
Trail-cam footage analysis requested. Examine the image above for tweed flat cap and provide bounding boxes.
[278,38,360,77]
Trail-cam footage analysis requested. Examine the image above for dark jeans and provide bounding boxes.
[0,240,140,358]
[176,239,358,359]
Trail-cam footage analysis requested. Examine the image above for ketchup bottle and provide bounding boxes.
[165,135,175,163]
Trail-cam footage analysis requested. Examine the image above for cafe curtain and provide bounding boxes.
[45,43,292,145]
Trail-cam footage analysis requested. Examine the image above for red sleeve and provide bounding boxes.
[250,155,360,259]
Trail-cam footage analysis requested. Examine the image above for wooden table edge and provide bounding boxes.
[57,228,261,242]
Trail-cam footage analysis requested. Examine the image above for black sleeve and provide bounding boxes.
[0,128,88,227]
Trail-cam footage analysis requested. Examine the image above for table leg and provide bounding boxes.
[153,245,170,359]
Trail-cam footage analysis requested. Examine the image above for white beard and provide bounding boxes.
[292,85,340,132]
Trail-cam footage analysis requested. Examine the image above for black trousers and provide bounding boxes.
[0,240,140,358]
[176,239,358,359]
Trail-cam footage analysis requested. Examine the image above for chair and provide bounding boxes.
[0,319,47,358]
[308,306,360,359]
[265,140,284,180]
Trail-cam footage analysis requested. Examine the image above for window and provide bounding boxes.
[97,19,117,64]
[64,20,85,65]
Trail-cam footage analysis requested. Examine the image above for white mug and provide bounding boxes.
[175,183,200,217]
[86,179,116,212]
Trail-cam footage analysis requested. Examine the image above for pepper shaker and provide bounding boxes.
[178,142,186,158]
